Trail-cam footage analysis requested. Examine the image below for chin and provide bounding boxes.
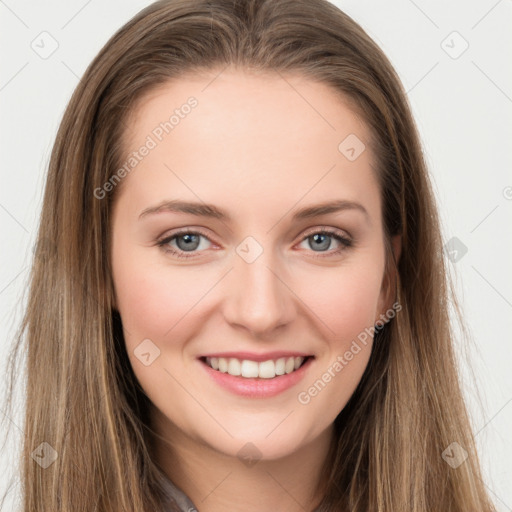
[195,419,318,463]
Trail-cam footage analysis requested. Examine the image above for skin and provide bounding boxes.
[111,67,400,512]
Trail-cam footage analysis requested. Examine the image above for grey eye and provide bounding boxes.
[175,233,202,252]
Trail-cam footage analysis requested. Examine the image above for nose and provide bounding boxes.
[222,248,295,338]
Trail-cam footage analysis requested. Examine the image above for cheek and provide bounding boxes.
[291,261,382,412]
[113,251,207,342]
[112,256,206,405]
[292,259,383,341]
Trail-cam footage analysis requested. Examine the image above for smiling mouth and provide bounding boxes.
[199,355,313,379]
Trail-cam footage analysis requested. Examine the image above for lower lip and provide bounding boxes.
[198,357,314,398]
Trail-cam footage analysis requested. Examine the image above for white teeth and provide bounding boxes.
[205,356,307,379]
[284,357,295,374]
[241,359,259,378]
[258,360,275,379]
[275,357,286,375]
[218,357,228,373]
[228,358,241,376]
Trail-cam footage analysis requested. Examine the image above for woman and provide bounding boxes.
[3,0,496,510]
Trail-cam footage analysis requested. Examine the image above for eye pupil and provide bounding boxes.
[310,233,331,251]
[177,233,200,251]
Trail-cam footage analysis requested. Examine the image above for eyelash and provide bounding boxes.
[156,227,353,260]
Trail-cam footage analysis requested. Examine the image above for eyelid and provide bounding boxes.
[157,227,213,242]
[300,225,352,240]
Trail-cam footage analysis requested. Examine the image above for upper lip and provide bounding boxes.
[198,351,314,362]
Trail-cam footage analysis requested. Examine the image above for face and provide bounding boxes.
[110,68,397,461]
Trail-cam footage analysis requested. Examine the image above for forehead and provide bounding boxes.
[115,68,380,226]
[124,68,371,152]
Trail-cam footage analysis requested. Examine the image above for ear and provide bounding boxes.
[375,234,402,325]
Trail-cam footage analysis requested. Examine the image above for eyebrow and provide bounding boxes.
[138,199,369,223]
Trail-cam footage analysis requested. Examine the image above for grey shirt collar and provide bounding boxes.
[159,471,324,512]
[160,473,199,512]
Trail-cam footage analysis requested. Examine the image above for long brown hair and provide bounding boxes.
[2,0,495,510]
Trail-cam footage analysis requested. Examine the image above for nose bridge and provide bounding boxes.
[224,237,293,335]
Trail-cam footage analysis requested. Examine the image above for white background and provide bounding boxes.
[1,0,511,510]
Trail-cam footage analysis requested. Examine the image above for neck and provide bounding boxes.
[150,407,334,512]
